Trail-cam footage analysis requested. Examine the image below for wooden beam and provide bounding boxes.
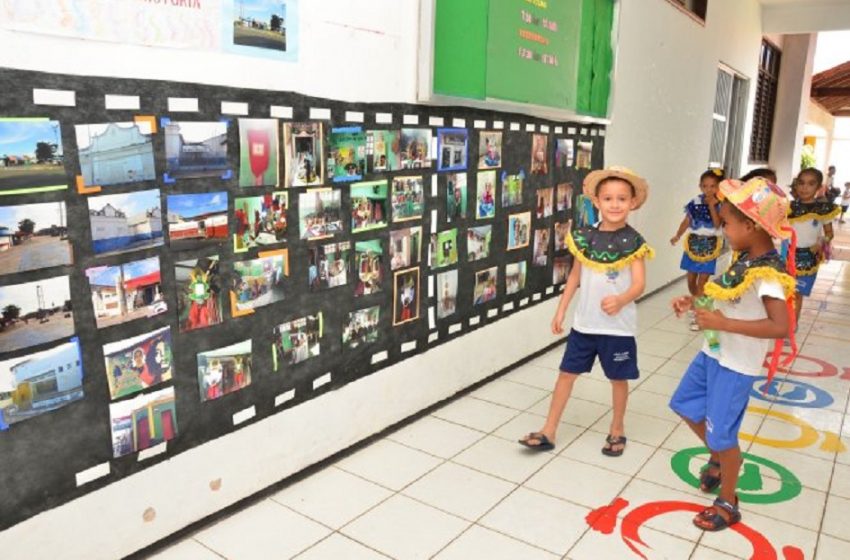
[811,87,850,97]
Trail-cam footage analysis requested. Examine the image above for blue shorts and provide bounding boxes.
[680,252,717,274]
[559,329,639,380]
[795,274,817,297]
[669,352,752,451]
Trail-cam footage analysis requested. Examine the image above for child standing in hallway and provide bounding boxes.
[519,167,653,456]
[839,182,850,223]
[669,176,796,531]
[670,169,724,330]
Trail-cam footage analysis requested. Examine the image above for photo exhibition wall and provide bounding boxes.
[0,67,605,529]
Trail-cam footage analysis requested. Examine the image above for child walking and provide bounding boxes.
[787,167,839,323]
[670,169,724,330]
[669,176,796,531]
[840,182,850,223]
[519,167,653,456]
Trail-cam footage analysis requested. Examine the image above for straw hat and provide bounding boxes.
[582,166,649,210]
[718,177,792,239]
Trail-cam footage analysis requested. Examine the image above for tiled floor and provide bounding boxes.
[147,256,850,559]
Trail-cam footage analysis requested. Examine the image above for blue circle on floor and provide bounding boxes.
[750,377,834,409]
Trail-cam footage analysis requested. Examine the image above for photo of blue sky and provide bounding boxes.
[86,256,160,287]
[167,192,227,219]
[0,119,64,157]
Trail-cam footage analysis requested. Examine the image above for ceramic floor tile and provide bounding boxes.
[616,479,721,542]
[503,362,558,391]
[821,494,850,541]
[194,499,331,560]
[767,402,845,433]
[433,525,559,560]
[559,430,655,476]
[698,508,818,560]
[589,409,679,448]
[452,435,554,484]
[568,376,614,405]
[525,455,631,509]
[336,440,443,491]
[653,357,693,379]
[146,539,223,560]
[661,422,703,452]
[632,372,683,397]
[341,494,469,560]
[567,525,696,560]
[388,416,485,459]
[469,379,551,410]
[688,546,742,560]
[270,466,393,529]
[651,314,695,336]
[637,352,668,373]
[526,396,610,428]
[402,462,516,521]
[744,442,835,492]
[624,389,681,422]
[530,348,567,369]
[737,484,827,532]
[815,534,850,560]
[431,396,519,433]
[491,411,584,451]
[633,447,704,498]
[829,462,850,499]
[478,487,589,555]
[295,534,389,560]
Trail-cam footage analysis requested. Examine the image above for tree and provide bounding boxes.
[35,141,57,163]
[270,14,282,32]
[2,304,20,322]
[18,219,35,235]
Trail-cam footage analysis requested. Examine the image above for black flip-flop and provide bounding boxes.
[518,432,555,451]
[601,434,627,457]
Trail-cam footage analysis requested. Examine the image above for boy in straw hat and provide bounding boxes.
[520,167,653,457]
[669,176,797,531]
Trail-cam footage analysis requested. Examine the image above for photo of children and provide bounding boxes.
[399,128,431,169]
[343,306,380,349]
[328,126,366,182]
[367,130,401,172]
[556,182,573,212]
[467,225,492,262]
[163,120,229,180]
[436,128,468,172]
[232,253,288,312]
[553,256,571,284]
[233,191,288,252]
[391,176,425,222]
[536,188,554,219]
[506,261,527,295]
[501,169,525,207]
[0,200,71,276]
[555,139,574,169]
[473,267,498,305]
[0,275,73,353]
[476,170,496,219]
[351,180,388,233]
[393,267,420,326]
[436,269,458,319]
[0,338,84,428]
[507,211,531,250]
[430,228,458,269]
[0,118,65,194]
[283,122,324,187]
[308,241,350,290]
[354,239,384,297]
[446,173,467,222]
[76,121,155,188]
[576,140,593,169]
[197,339,252,402]
[533,228,549,266]
[86,256,166,329]
[478,131,502,170]
[103,326,173,400]
[554,221,571,251]
[87,189,164,257]
[166,192,228,249]
[175,256,223,333]
[531,134,548,175]
[237,118,279,187]
[109,386,177,459]
[273,313,323,369]
[389,226,422,270]
[298,189,343,240]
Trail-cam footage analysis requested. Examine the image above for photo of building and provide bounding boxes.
[76,122,156,187]
[87,189,164,256]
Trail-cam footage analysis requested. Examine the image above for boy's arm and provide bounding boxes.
[670,216,689,244]
[695,296,789,339]
[551,260,582,334]
[823,222,834,242]
[601,257,646,315]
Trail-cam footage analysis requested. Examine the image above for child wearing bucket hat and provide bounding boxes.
[669,176,797,532]
[519,166,652,457]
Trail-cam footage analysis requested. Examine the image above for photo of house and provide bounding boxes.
[167,192,228,249]
[110,386,178,459]
[87,189,164,256]
[85,257,166,328]
[163,121,229,180]
[75,121,156,187]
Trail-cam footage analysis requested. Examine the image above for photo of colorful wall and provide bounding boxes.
[103,326,173,400]
[110,386,177,458]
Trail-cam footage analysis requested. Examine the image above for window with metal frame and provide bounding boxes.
[749,40,781,164]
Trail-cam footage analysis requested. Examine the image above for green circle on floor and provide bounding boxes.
[670,446,802,504]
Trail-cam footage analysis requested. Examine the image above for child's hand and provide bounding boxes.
[695,308,727,330]
[601,295,624,316]
[671,296,693,317]
[551,311,566,335]
[670,234,681,246]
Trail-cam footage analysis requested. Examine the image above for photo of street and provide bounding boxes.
[0,275,73,353]
[0,119,65,192]
[233,1,288,52]
[0,201,71,276]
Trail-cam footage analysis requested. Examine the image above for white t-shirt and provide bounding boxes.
[573,263,637,337]
[791,217,824,248]
[841,189,850,205]
[702,278,786,376]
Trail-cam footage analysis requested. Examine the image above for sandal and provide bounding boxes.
[518,432,555,451]
[601,435,627,457]
[699,460,722,493]
[693,497,741,531]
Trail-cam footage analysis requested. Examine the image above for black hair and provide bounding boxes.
[700,169,725,182]
[595,176,636,197]
[740,167,777,183]
[721,199,753,224]
[797,167,824,185]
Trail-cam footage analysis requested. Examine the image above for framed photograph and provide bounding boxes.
[197,339,252,402]
[399,128,431,169]
[436,128,468,171]
[102,326,173,400]
[328,126,366,182]
[473,267,498,306]
[351,180,388,233]
[231,252,288,312]
[233,191,288,252]
[175,256,223,333]
[86,256,166,328]
[298,189,343,240]
[0,338,84,428]
[446,172,467,222]
[477,131,502,170]
[76,121,156,188]
[506,261,528,295]
[554,221,571,251]
[238,118,279,187]
[273,313,323,369]
[430,228,458,270]
[343,306,380,349]
[531,133,548,175]
[576,141,593,169]
[476,170,496,219]
[556,182,573,212]
[87,188,164,257]
[391,176,425,222]
[283,122,324,187]
[367,129,401,172]
[536,188,554,219]
[110,386,177,459]
[231,0,291,54]
[167,192,228,249]
[501,169,525,207]
[354,239,384,297]
[507,211,532,251]
[555,139,574,169]
[574,194,597,228]
[533,228,550,267]
[389,226,422,270]
[436,269,458,319]
[0,200,72,276]
[163,120,229,180]
[467,225,492,262]
[393,267,420,326]
[0,118,66,195]
[0,275,73,353]
[308,241,350,291]
[553,256,572,285]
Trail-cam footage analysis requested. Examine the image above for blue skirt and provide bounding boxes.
[680,252,717,274]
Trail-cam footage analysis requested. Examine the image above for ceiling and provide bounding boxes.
[811,61,850,116]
